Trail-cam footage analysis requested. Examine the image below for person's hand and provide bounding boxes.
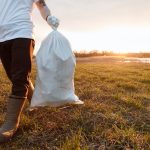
[47,16,60,30]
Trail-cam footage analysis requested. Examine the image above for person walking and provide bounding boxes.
[0,0,59,143]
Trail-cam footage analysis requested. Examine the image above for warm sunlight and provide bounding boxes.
[0,0,150,148]
[63,27,150,53]
[34,27,150,54]
[32,0,150,54]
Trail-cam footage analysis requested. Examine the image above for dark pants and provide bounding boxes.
[0,38,35,98]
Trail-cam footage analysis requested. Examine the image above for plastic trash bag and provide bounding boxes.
[30,30,84,108]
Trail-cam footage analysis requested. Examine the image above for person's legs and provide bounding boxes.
[11,38,35,98]
[0,38,35,143]
[0,39,34,102]
[0,40,12,80]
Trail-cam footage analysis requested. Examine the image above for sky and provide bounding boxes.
[32,0,150,54]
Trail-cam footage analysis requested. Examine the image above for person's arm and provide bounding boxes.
[35,0,59,30]
[35,0,51,21]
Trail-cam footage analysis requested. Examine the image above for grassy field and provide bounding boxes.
[0,59,150,149]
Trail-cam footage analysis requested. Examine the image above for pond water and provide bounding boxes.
[123,58,150,63]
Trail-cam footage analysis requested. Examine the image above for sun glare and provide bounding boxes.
[34,21,150,54]
[62,27,150,53]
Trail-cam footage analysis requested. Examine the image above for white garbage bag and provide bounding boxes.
[30,30,84,108]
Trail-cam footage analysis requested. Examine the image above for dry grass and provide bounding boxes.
[0,60,149,150]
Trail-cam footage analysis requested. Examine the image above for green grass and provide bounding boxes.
[0,62,150,150]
